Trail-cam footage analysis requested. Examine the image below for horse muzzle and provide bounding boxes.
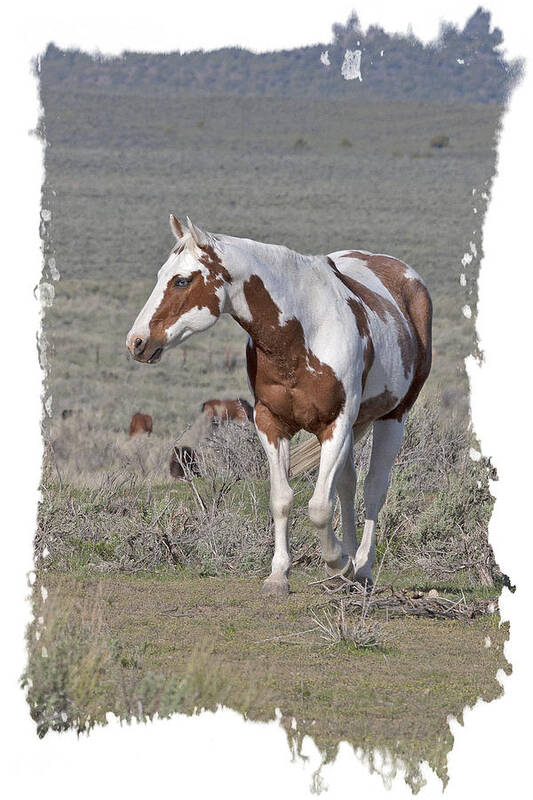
[126,333,164,364]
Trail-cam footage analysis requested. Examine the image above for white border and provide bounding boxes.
[2,2,531,798]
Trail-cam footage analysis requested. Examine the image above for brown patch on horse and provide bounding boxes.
[149,269,205,341]
[346,298,375,391]
[149,245,232,341]
[380,279,432,421]
[332,262,376,391]
[355,389,399,426]
[328,258,415,381]
[149,244,231,342]
[239,275,345,446]
[198,243,232,286]
[340,250,370,261]
[129,413,152,437]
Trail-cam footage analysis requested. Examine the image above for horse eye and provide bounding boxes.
[174,276,190,288]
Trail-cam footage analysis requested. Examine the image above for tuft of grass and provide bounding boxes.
[310,601,389,650]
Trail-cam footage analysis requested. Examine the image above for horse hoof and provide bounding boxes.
[323,565,353,591]
[261,577,290,599]
[352,565,374,591]
[324,556,355,585]
[354,575,374,591]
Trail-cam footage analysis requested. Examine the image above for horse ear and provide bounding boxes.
[169,214,185,240]
[186,217,209,247]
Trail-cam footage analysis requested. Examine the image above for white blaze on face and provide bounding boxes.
[127,265,171,342]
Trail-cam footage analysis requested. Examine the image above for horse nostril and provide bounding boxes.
[132,336,147,356]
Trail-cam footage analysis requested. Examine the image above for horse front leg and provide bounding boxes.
[308,415,355,577]
[254,404,294,599]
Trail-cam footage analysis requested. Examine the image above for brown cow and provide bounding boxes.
[129,413,153,437]
[169,445,200,479]
[201,398,253,424]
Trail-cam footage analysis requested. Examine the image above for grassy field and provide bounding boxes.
[26,569,508,792]
[31,84,509,789]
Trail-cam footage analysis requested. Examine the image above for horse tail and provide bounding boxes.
[289,422,372,477]
[288,436,321,476]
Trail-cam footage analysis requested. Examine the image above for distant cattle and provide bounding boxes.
[169,445,200,479]
[61,409,74,419]
[167,400,253,480]
[201,398,253,425]
[129,413,153,437]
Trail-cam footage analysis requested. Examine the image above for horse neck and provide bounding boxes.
[219,236,317,345]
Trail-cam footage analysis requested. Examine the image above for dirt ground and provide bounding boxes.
[28,569,509,790]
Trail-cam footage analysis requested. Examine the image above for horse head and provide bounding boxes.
[126,215,231,364]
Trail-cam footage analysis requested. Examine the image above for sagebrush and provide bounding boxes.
[38,396,501,586]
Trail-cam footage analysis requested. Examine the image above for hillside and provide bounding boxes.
[38,8,521,104]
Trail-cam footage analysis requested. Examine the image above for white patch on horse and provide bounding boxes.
[164,305,219,346]
[402,264,421,281]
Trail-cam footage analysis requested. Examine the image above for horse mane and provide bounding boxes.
[216,233,316,270]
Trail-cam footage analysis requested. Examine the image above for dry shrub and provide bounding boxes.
[46,410,174,487]
[38,420,281,576]
[38,396,500,586]
[310,600,389,649]
[23,586,115,736]
[430,134,450,148]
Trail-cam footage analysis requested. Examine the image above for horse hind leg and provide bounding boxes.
[336,439,358,558]
[336,422,372,559]
[354,417,405,584]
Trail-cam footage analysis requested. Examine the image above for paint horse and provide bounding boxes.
[127,216,432,598]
